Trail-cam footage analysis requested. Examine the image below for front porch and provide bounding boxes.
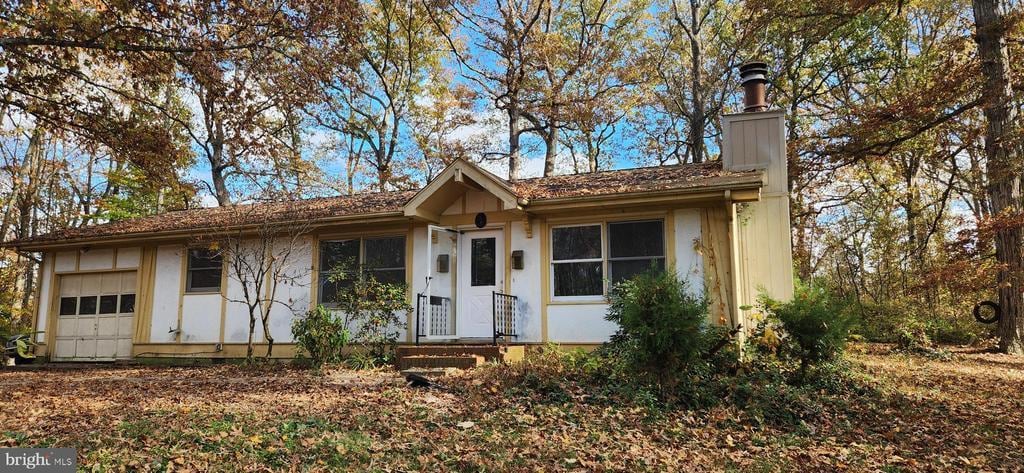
[413,291,520,346]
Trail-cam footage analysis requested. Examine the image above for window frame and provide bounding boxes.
[606,219,667,285]
[185,248,224,293]
[549,223,607,302]
[316,234,407,306]
[549,219,667,302]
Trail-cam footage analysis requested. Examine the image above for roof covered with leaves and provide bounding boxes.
[11,161,760,247]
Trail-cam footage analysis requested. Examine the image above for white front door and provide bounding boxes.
[457,229,503,338]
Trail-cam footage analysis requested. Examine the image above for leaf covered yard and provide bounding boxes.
[1,347,1022,472]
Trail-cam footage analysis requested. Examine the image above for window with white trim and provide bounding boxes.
[318,235,406,304]
[551,224,604,297]
[550,219,665,299]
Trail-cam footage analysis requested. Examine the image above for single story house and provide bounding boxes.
[10,105,793,361]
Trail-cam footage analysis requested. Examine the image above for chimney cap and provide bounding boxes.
[739,61,769,85]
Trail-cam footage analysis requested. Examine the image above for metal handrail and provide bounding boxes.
[492,292,519,345]
[415,293,452,345]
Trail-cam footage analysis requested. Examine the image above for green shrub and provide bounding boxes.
[292,305,348,368]
[855,299,988,346]
[605,269,712,386]
[757,283,856,380]
[330,269,411,363]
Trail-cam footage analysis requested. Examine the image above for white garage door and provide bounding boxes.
[54,271,136,360]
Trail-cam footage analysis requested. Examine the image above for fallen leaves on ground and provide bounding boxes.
[0,346,1021,471]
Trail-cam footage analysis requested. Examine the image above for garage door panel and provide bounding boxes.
[80,275,101,294]
[54,339,76,359]
[117,339,132,357]
[60,275,81,297]
[96,339,117,359]
[97,317,118,337]
[75,318,95,336]
[117,316,134,336]
[57,320,78,337]
[75,339,96,358]
[101,273,121,293]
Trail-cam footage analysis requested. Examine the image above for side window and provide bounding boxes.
[607,220,665,284]
[318,240,359,305]
[186,248,222,293]
[551,225,604,297]
[364,236,406,285]
[317,236,407,304]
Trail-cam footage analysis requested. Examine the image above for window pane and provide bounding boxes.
[188,269,221,292]
[368,269,405,286]
[188,249,222,270]
[99,295,118,314]
[59,297,77,316]
[78,296,98,315]
[610,258,665,284]
[119,294,136,313]
[364,236,405,269]
[471,237,496,286]
[609,221,664,258]
[320,240,360,274]
[319,275,355,304]
[553,262,603,297]
[552,225,602,261]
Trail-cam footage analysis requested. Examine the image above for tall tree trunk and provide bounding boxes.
[543,121,558,177]
[972,0,1024,354]
[508,108,522,180]
[687,0,705,163]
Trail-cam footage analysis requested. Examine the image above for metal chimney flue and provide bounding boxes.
[739,61,769,112]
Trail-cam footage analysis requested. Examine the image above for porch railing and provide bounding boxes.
[415,293,453,345]
[492,292,519,345]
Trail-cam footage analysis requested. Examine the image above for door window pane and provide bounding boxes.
[471,238,496,287]
[552,225,602,261]
[99,295,118,314]
[59,297,77,316]
[553,261,603,296]
[78,296,98,315]
[119,294,136,313]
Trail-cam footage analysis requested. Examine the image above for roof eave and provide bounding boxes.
[523,176,763,213]
[6,210,408,251]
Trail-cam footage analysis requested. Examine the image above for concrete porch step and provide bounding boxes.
[397,354,484,370]
[395,344,525,364]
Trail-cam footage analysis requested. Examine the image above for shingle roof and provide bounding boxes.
[9,161,760,247]
[510,161,753,200]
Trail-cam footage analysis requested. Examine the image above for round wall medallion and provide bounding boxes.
[474,212,487,228]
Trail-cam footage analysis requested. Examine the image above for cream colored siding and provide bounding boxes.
[722,110,795,330]
[78,248,115,271]
[150,245,182,342]
[34,253,53,343]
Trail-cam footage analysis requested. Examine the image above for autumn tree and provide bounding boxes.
[206,217,312,361]
[309,0,449,192]
[431,0,550,179]
[971,0,1023,354]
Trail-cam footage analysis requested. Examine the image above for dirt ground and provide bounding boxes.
[0,346,1021,472]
